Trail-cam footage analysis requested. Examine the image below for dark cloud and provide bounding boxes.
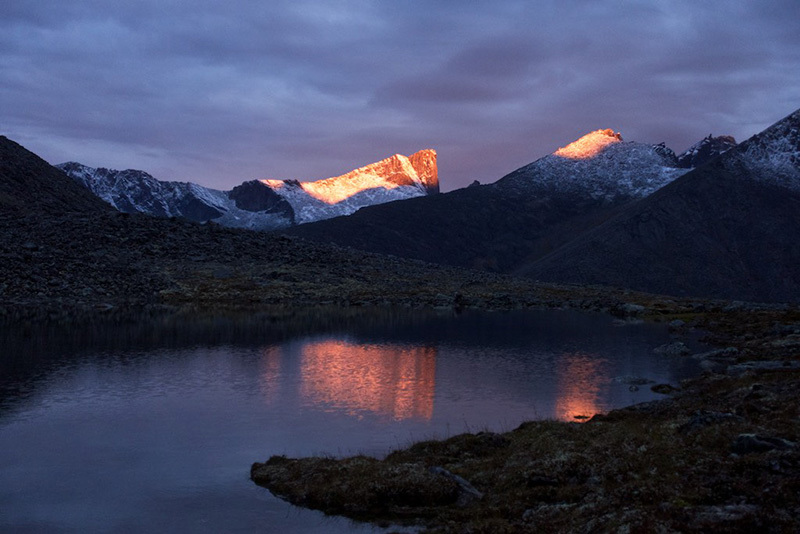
[1,0,799,191]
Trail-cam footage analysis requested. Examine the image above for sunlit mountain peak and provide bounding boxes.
[554,129,623,160]
[260,149,438,205]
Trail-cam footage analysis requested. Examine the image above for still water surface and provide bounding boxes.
[0,309,699,532]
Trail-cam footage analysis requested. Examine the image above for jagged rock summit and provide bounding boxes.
[677,134,737,168]
[57,149,438,229]
[256,149,438,224]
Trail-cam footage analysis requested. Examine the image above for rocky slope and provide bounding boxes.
[0,137,111,215]
[522,108,800,303]
[57,149,438,229]
[288,130,704,273]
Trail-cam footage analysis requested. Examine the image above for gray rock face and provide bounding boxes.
[731,434,796,454]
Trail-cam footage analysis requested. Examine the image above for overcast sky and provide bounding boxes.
[2,1,798,191]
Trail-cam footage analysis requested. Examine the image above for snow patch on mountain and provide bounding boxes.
[553,128,623,159]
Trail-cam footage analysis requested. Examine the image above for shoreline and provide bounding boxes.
[248,295,800,532]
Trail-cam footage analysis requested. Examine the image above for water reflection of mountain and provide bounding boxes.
[258,339,437,421]
[299,341,436,421]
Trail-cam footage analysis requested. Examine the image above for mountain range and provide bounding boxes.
[290,109,800,302]
[288,130,735,273]
[4,106,799,304]
[57,149,438,229]
[0,136,500,320]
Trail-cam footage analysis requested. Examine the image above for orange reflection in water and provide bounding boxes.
[554,353,608,422]
[300,340,437,420]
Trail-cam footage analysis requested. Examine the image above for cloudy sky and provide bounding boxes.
[2,1,798,191]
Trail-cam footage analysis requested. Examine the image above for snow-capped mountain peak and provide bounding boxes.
[553,129,623,159]
[251,149,437,224]
[262,149,438,205]
[496,129,686,201]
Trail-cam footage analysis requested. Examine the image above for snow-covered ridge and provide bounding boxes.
[264,149,438,205]
[56,149,438,229]
[727,108,800,192]
[258,149,438,224]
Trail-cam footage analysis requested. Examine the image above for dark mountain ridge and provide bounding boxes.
[0,137,110,215]
[676,134,738,168]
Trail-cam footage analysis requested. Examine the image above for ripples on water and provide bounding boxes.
[0,308,701,532]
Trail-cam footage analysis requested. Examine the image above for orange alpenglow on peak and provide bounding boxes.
[262,149,438,205]
[553,129,623,160]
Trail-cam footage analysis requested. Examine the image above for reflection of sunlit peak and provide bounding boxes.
[554,129,623,160]
[554,353,607,422]
[299,340,437,421]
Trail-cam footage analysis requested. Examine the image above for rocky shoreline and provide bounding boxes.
[251,299,800,533]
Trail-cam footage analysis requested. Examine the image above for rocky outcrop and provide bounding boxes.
[677,135,737,168]
[228,180,295,221]
[409,149,439,194]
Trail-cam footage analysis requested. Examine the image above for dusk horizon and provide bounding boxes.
[2,1,799,191]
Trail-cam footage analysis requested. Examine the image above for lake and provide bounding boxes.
[0,308,700,532]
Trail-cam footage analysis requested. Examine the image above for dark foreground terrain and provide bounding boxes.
[252,299,800,533]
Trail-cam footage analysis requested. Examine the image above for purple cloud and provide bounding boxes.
[1,0,798,191]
